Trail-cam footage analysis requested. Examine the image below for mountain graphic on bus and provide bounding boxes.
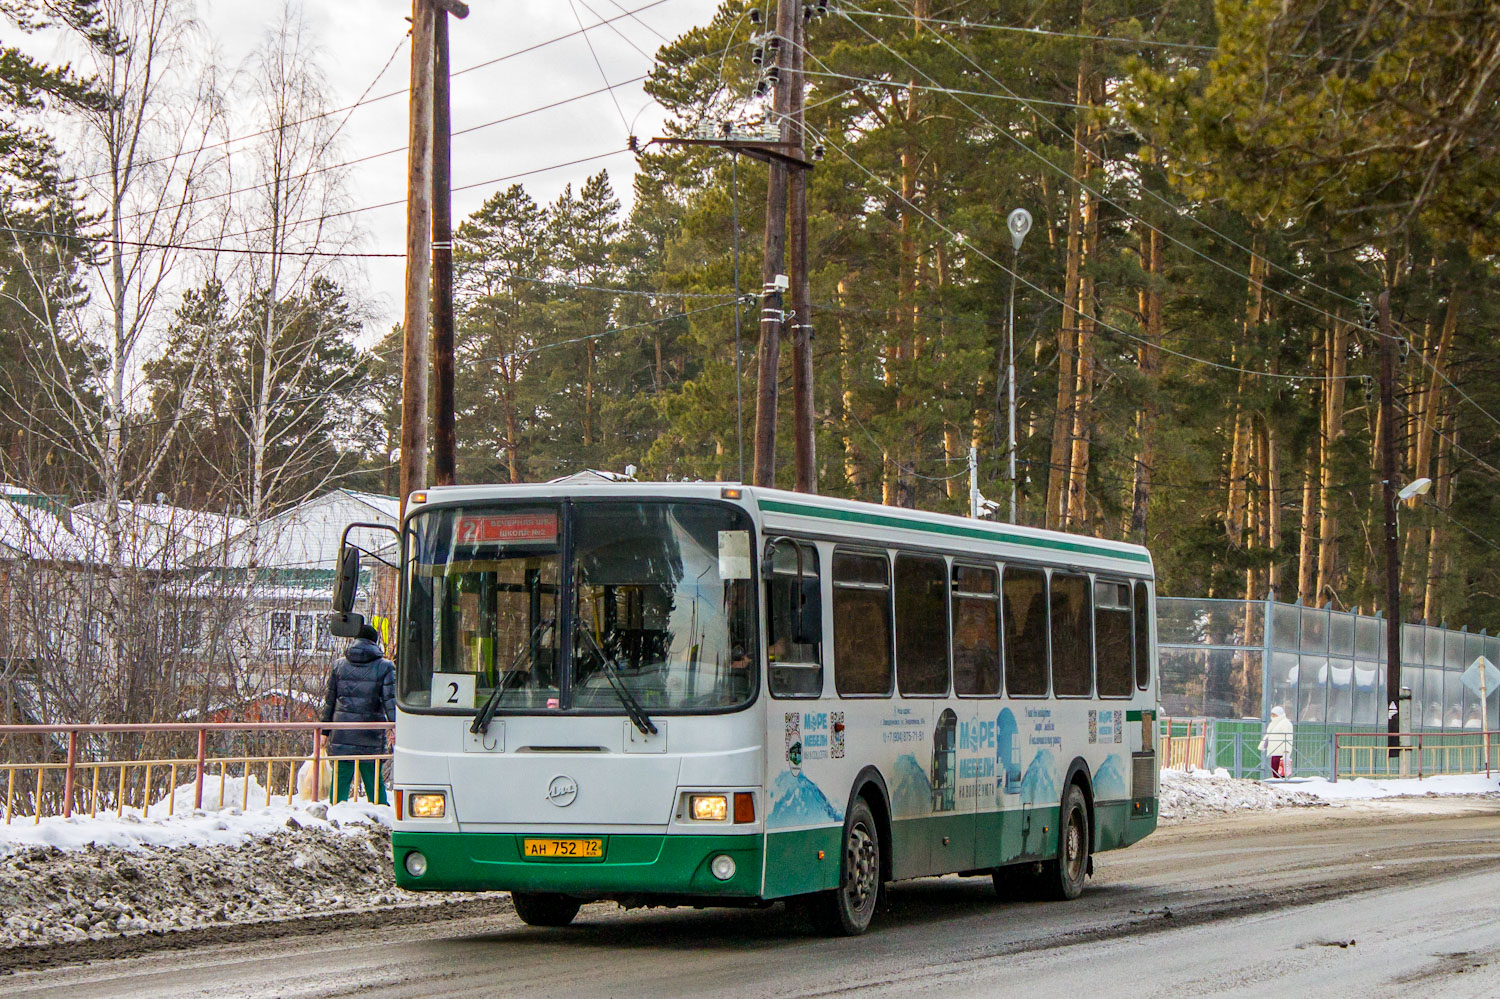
[767,770,843,829]
[1093,753,1128,799]
[891,753,932,817]
[996,708,1022,794]
[1021,748,1058,803]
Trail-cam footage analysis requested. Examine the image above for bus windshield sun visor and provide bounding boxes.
[576,625,658,736]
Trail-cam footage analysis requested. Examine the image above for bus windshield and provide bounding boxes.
[400,500,757,714]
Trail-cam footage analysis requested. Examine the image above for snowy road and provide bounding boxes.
[8,802,1500,997]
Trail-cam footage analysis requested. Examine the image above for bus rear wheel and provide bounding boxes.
[511,891,581,927]
[808,797,882,936]
[1038,783,1090,901]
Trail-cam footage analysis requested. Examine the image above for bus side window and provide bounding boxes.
[767,541,823,697]
[1051,572,1092,697]
[1134,580,1152,690]
[952,563,1000,696]
[895,553,949,696]
[1002,566,1048,696]
[1095,580,1133,697]
[833,550,893,696]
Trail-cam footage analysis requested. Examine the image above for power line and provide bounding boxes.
[578,0,665,60]
[799,117,1359,384]
[843,3,1500,434]
[73,147,631,256]
[842,5,1218,54]
[479,298,746,366]
[1428,504,1500,555]
[73,0,676,184]
[599,0,673,43]
[110,76,650,229]
[801,67,1091,109]
[846,3,1374,64]
[569,0,633,134]
[1395,399,1500,482]
[846,408,970,482]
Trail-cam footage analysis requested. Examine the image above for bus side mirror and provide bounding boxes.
[332,545,361,613]
[794,577,821,645]
[328,545,366,639]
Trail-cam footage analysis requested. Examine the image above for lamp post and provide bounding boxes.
[1004,208,1032,525]
[1391,475,1432,764]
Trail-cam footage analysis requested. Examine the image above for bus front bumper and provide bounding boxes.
[392,830,764,897]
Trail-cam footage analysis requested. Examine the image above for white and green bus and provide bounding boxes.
[336,481,1158,935]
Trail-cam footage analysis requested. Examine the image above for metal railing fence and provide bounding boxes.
[1333,730,1500,782]
[0,721,393,824]
[1159,717,1208,770]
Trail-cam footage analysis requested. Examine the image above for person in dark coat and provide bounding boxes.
[320,623,396,805]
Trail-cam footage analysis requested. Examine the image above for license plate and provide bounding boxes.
[523,838,603,859]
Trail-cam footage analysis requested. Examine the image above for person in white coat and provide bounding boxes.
[1259,705,1294,778]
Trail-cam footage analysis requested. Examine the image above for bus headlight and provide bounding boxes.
[710,854,737,881]
[410,793,446,818]
[405,851,428,877]
[689,794,728,821]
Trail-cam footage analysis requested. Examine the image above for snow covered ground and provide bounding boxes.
[1160,767,1328,822]
[1159,766,1500,823]
[0,794,388,857]
[1295,772,1500,800]
[0,787,477,951]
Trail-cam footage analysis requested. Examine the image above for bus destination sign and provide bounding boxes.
[456,512,557,545]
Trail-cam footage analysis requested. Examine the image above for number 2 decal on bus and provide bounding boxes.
[430,673,475,709]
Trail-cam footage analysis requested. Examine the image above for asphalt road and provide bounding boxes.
[9,802,1500,998]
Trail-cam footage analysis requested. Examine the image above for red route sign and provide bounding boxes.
[455,512,557,545]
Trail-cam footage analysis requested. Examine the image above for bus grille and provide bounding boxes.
[1131,752,1156,799]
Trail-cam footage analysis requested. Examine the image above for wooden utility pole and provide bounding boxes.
[431,0,469,487]
[788,5,815,494]
[1378,291,1402,753]
[752,0,797,489]
[401,0,435,513]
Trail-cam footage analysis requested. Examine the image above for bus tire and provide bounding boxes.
[511,891,581,927]
[1038,783,1090,901]
[807,797,882,936]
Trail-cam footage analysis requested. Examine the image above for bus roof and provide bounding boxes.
[407,482,1154,574]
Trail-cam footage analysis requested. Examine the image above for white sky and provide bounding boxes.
[208,0,718,334]
[34,0,721,339]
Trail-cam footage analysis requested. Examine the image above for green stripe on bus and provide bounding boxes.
[1126,710,1152,721]
[757,498,1153,564]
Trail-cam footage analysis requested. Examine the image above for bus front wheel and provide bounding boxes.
[807,797,882,936]
[511,891,582,927]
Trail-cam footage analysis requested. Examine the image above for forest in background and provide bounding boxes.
[2,0,1499,632]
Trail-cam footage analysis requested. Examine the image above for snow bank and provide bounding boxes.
[1295,773,1500,801]
[1159,767,1326,823]
[0,816,428,950]
[0,792,389,856]
[0,794,482,952]
[1159,767,1500,823]
[143,774,271,816]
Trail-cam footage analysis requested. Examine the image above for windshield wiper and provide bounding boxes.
[576,626,658,736]
[470,617,555,735]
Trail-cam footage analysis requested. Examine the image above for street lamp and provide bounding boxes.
[1003,208,1032,525]
[1397,477,1432,502]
